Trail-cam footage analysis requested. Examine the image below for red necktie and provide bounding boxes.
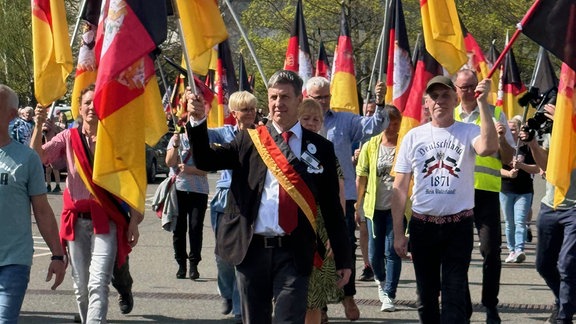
[279,131,298,233]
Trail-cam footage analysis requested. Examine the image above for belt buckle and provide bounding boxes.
[263,236,281,248]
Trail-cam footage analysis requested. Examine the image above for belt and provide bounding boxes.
[412,209,473,224]
[77,212,92,220]
[252,234,291,249]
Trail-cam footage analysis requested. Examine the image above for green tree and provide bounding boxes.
[229,0,554,110]
[0,0,34,105]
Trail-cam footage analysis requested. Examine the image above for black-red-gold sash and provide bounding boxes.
[70,127,131,265]
[248,126,317,232]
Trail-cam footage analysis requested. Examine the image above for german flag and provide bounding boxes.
[522,0,576,71]
[420,0,467,74]
[189,46,217,76]
[547,63,576,207]
[211,40,238,127]
[283,0,313,85]
[330,6,359,114]
[175,0,228,60]
[93,0,168,214]
[486,42,502,105]
[315,40,331,80]
[399,35,441,146]
[31,0,73,106]
[499,43,526,118]
[382,0,413,112]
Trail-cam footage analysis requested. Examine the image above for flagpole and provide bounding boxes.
[223,0,268,88]
[170,0,197,95]
[412,33,422,64]
[47,0,88,119]
[378,0,391,83]
[156,59,179,130]
[71,0,88,48]
[366,22,386,102]
[485,0,542,79]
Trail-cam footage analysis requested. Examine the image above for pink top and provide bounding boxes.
[42,128,92,201]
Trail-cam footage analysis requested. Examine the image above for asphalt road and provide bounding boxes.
[20,172,556,323]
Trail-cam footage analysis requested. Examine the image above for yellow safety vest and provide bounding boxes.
[454,105,502,192]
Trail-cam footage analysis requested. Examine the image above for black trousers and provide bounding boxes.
[467,189,502,311]
[173,190,208,265]
[411,216,474,324]
[236,239,309,324]
[112,256,132,295]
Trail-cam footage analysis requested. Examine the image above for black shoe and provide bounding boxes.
[486,307,501,324]
[545,305,558,323]
[46,184,52,192]
[358,266,374,281]
[176,265,186,279]
[221,298,232,315]
[527,226,533,243]
[234,314,243,324]
[189,263,200,280]
[118,291,134,314]
[52,184,61,193]
[73,314,81,323]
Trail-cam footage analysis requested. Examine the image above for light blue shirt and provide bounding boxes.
[0,140,46,266]
[324,106,389,200]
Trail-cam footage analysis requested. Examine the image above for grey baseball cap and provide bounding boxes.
[426,76,456,93]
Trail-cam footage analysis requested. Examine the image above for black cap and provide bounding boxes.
[426,76,456,93]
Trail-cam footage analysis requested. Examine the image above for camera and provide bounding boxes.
[519,86,557,141]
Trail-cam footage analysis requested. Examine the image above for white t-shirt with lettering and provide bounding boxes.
[394,122,480,216]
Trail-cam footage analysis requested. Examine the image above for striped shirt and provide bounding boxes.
[168,133,209,194]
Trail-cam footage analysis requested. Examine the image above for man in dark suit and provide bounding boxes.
[186,70,352,323]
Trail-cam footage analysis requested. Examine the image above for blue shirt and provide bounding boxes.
[323,106,389,200]
[11,118,35,146]
[208,125,239,190]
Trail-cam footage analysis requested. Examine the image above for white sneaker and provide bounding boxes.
[514,251,526,263]
[380,293,396,312]
[377,285,386,303]
[505,251,515,263]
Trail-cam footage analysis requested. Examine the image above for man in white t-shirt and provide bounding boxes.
[391,76,498,323]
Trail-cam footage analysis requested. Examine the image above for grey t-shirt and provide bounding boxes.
[0,140,46,266]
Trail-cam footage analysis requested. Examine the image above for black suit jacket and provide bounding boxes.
[187,120,352,275]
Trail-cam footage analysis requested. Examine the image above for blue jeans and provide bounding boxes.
[343,200,357,296]
[211,189,241,317]
[367,209,401,299]
[0,264,30,323]
[536,204,576,323]
[215,256,241,316]
[499,192,532,252]
[410,216,474,324]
